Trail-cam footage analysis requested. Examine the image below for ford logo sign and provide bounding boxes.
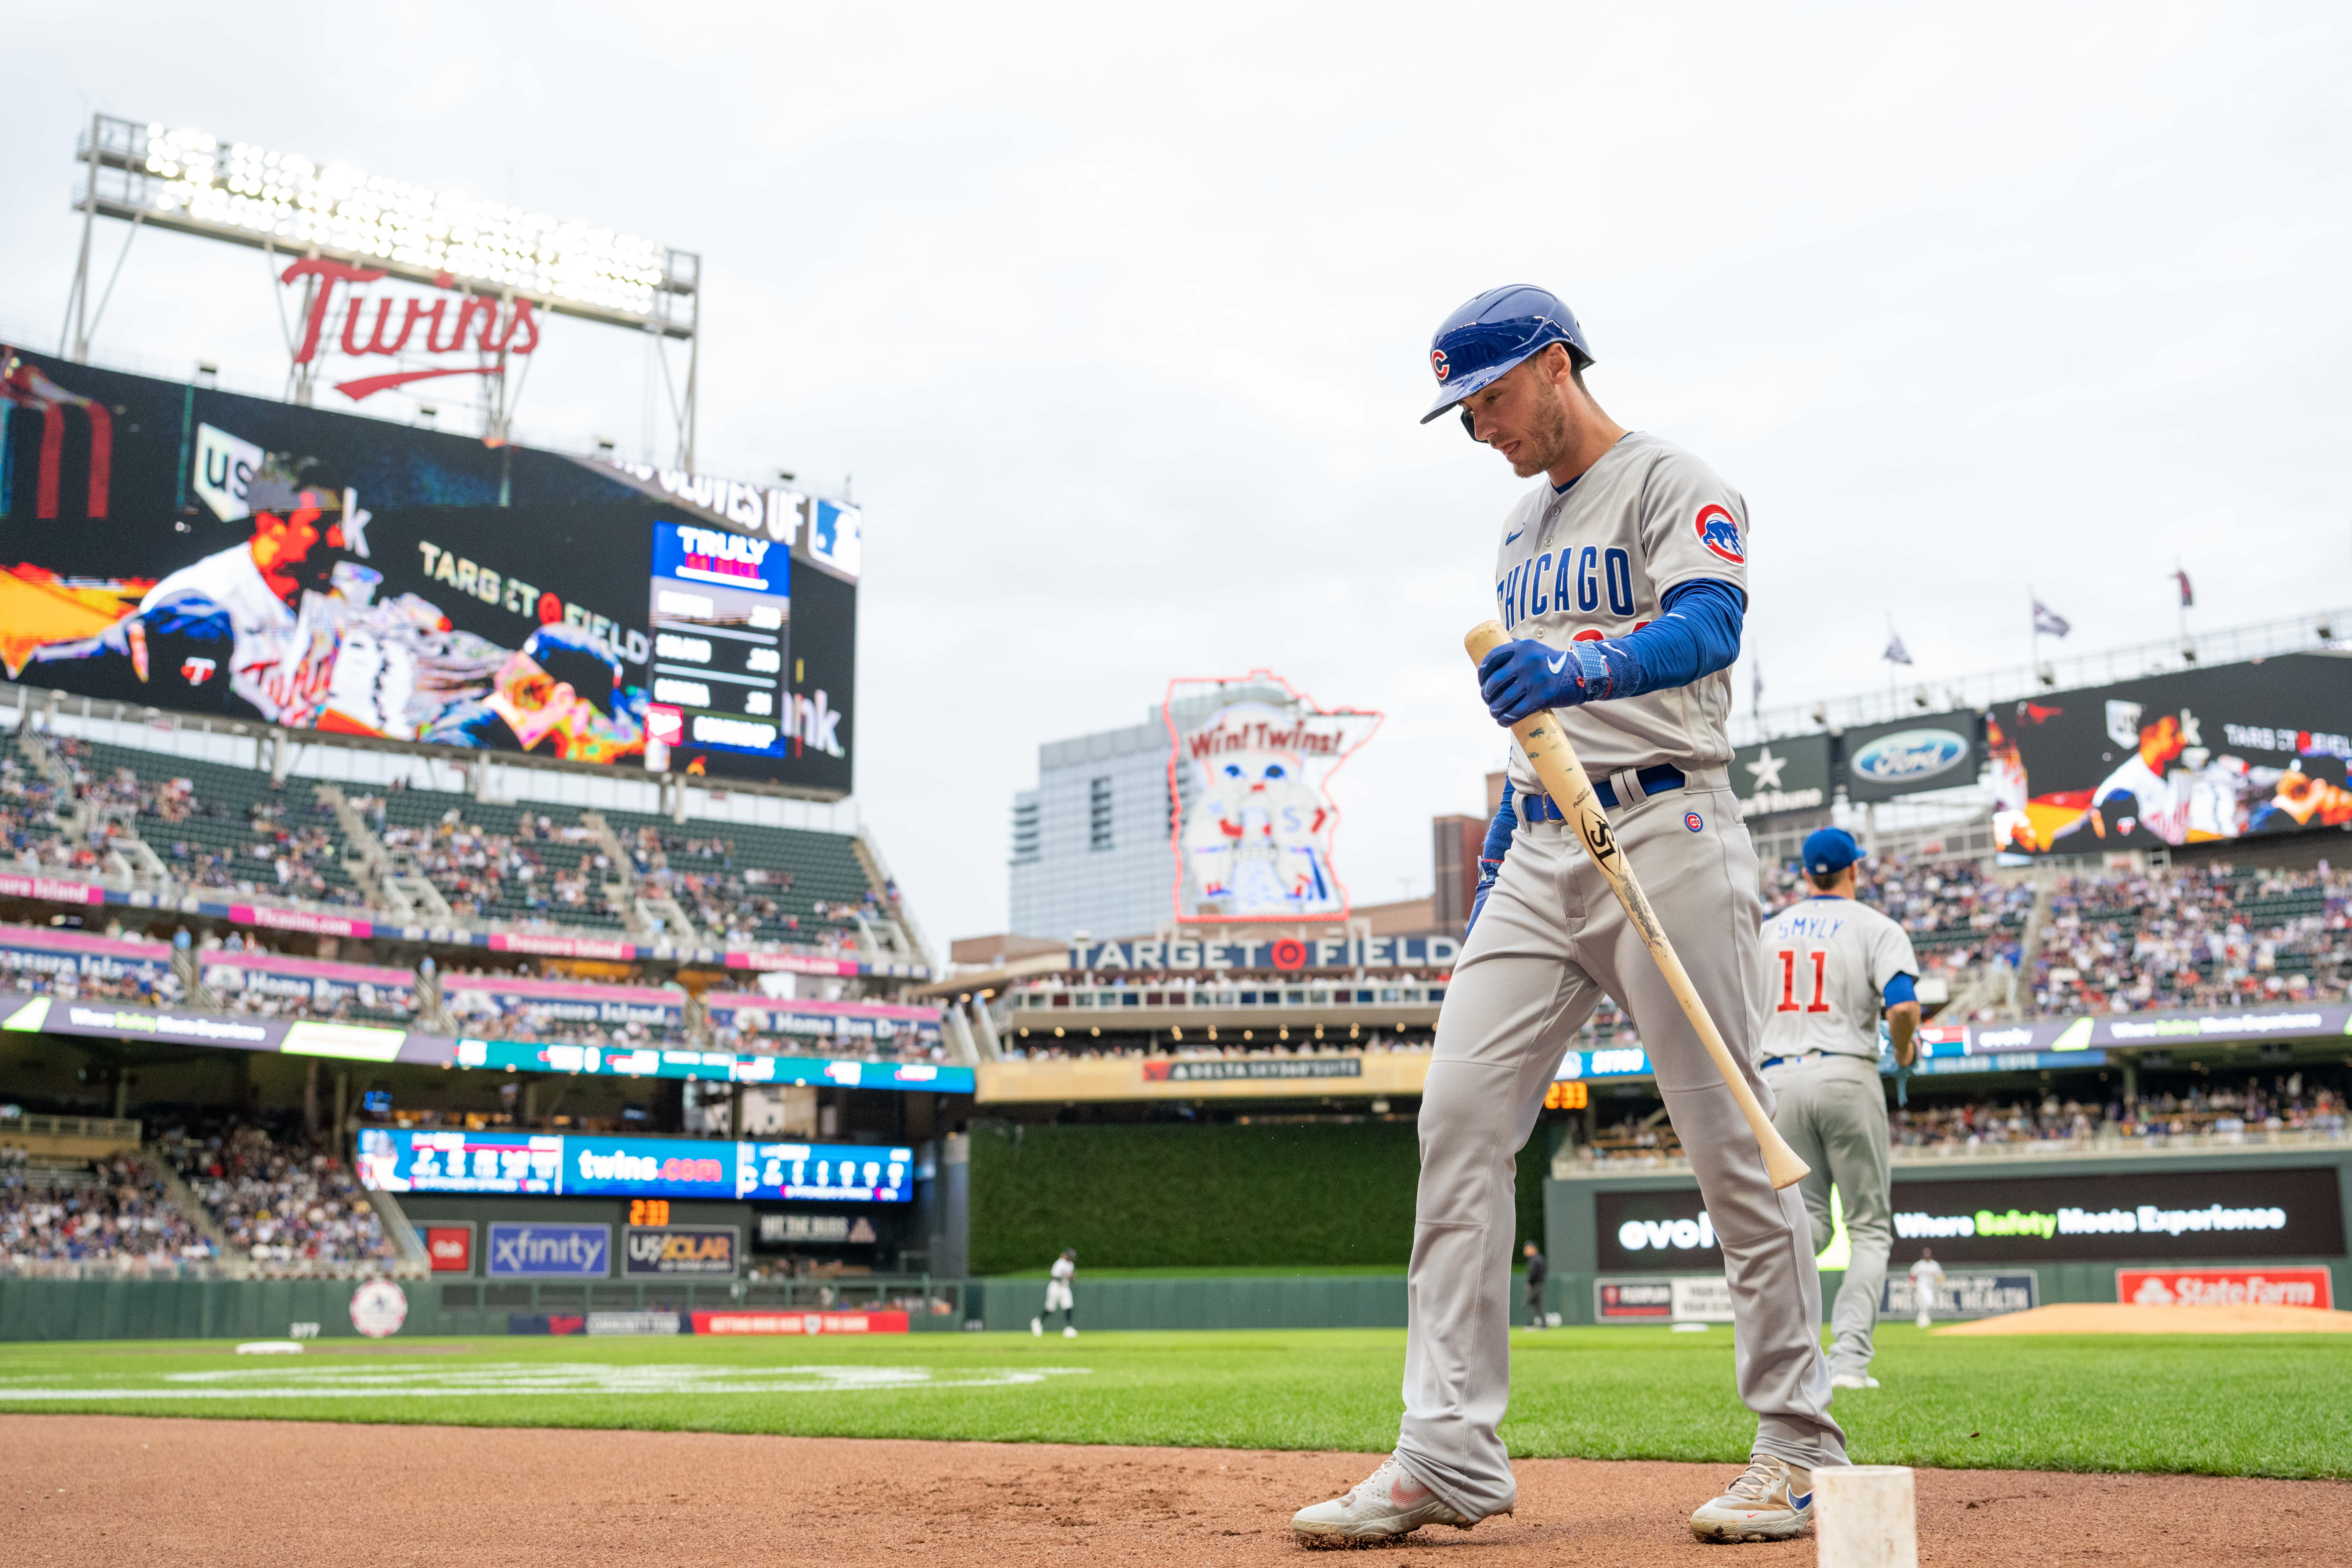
[1851,728,1968,784]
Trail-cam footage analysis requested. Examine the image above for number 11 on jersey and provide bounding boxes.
[1775,949,1831,1013]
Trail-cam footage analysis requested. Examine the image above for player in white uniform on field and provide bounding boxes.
[1909,1248,1945,1330]
[1759,827,1921,1393]
[1032,1248,1077,1338]
[1292,288,1845,1549]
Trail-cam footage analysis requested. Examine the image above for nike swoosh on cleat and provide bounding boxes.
[1791,1493,1812,1510]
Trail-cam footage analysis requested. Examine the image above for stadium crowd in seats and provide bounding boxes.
[0,1146,214,1264]
[156,1122,396,1266]
[1573,1075,2347,1164]
[1764,855,2032,975]
[2032,860,2350,1013]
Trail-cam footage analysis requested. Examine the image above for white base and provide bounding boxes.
[1814,1464,1917,1568]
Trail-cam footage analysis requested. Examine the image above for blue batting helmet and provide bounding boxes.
[1420,285,1594,425]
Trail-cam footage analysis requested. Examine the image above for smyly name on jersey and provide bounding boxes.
[1495,544,1642,635]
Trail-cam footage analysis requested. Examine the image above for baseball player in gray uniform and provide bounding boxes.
[1759,827,1921,1392]
[1292,287,1846,1548]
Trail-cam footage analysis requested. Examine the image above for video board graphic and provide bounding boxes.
[0,346,853,795]
[354,1129,914,1202]
[1990,654,2352,856]
[644,520,793,770]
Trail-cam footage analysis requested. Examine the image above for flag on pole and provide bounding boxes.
[2173,569,2194,608]
[2033,599,2071,638]
[1882,631,1913,666]
[1751,661,1763,712]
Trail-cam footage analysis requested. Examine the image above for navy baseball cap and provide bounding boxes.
[1803,827,1864,876]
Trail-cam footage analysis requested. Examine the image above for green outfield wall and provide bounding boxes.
[966,1120,1550,1275]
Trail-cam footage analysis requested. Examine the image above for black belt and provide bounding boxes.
[1519,763,1684,820]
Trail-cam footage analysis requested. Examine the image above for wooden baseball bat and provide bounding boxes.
[1465,620,1809,1190]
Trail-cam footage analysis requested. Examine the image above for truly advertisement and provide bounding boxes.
[1990,654,2352,856]
[353,1129,914,1203]
[1596,1167,2345,1271]
[1165,672,1380,924]
[0,346,854,794]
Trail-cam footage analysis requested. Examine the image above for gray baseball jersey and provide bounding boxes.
[1759,896,1920,1060]
[1396,428,1850,1520]
[1490,430,1749,786]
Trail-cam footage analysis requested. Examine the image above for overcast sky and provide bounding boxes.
[5,3,2348,946]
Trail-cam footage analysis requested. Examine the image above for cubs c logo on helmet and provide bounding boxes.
[1694,504,1745,564]
[1431,348,1450,382]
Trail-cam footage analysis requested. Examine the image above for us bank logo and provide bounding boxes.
[1851,728,1968,786]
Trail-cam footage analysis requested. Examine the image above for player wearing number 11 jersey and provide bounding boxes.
[1759,827,1921,1392]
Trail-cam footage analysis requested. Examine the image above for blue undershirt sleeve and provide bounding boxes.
[1882,972,1917,1009]
[1567,578,1745,701]
[1480,780,1516,867]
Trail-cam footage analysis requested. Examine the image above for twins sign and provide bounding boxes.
[1165,672,1381,925]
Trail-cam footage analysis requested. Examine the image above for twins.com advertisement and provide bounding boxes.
[0,346,855,795]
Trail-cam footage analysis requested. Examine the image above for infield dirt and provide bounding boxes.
[9,1415,2350,1567]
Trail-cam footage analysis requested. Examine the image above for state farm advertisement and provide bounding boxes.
[2118,1267,2335,1310]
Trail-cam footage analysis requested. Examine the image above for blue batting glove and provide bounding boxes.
[1465,857,1502,937]
[1478,639,1603,727]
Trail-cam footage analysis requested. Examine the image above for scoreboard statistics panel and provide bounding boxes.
[645,520,795,770]
[354,1129,913,1202]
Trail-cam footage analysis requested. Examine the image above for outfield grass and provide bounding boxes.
[1,1326,2346,1479]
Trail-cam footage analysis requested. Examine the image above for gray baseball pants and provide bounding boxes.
[1394,775,1845,1521]
[1766,1052,1893,1380]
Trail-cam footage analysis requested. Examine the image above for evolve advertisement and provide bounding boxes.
[353,1129,915,1202]
[1839,712,1982,804]
[0,346,855,794]
[623,1224,740,1277]
[1164,672,1381,924]
[1732,734,1835,819]
[486,1222,611,1278]
[1989,654,2352,856]
[1596,1167,2344,1271]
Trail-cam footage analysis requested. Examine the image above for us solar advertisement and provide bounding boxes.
[0,346,855,795]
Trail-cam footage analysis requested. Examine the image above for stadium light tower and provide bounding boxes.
[59,113,702,465]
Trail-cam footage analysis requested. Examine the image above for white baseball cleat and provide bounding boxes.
[1291,1455,1483,1547]
[1915,1313,1932,1331]
[1688,1455,1814,1542]
[1830,1372,1880,1391]
[1062,1325,1077,1338]
[1030,1317,1042,1337]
